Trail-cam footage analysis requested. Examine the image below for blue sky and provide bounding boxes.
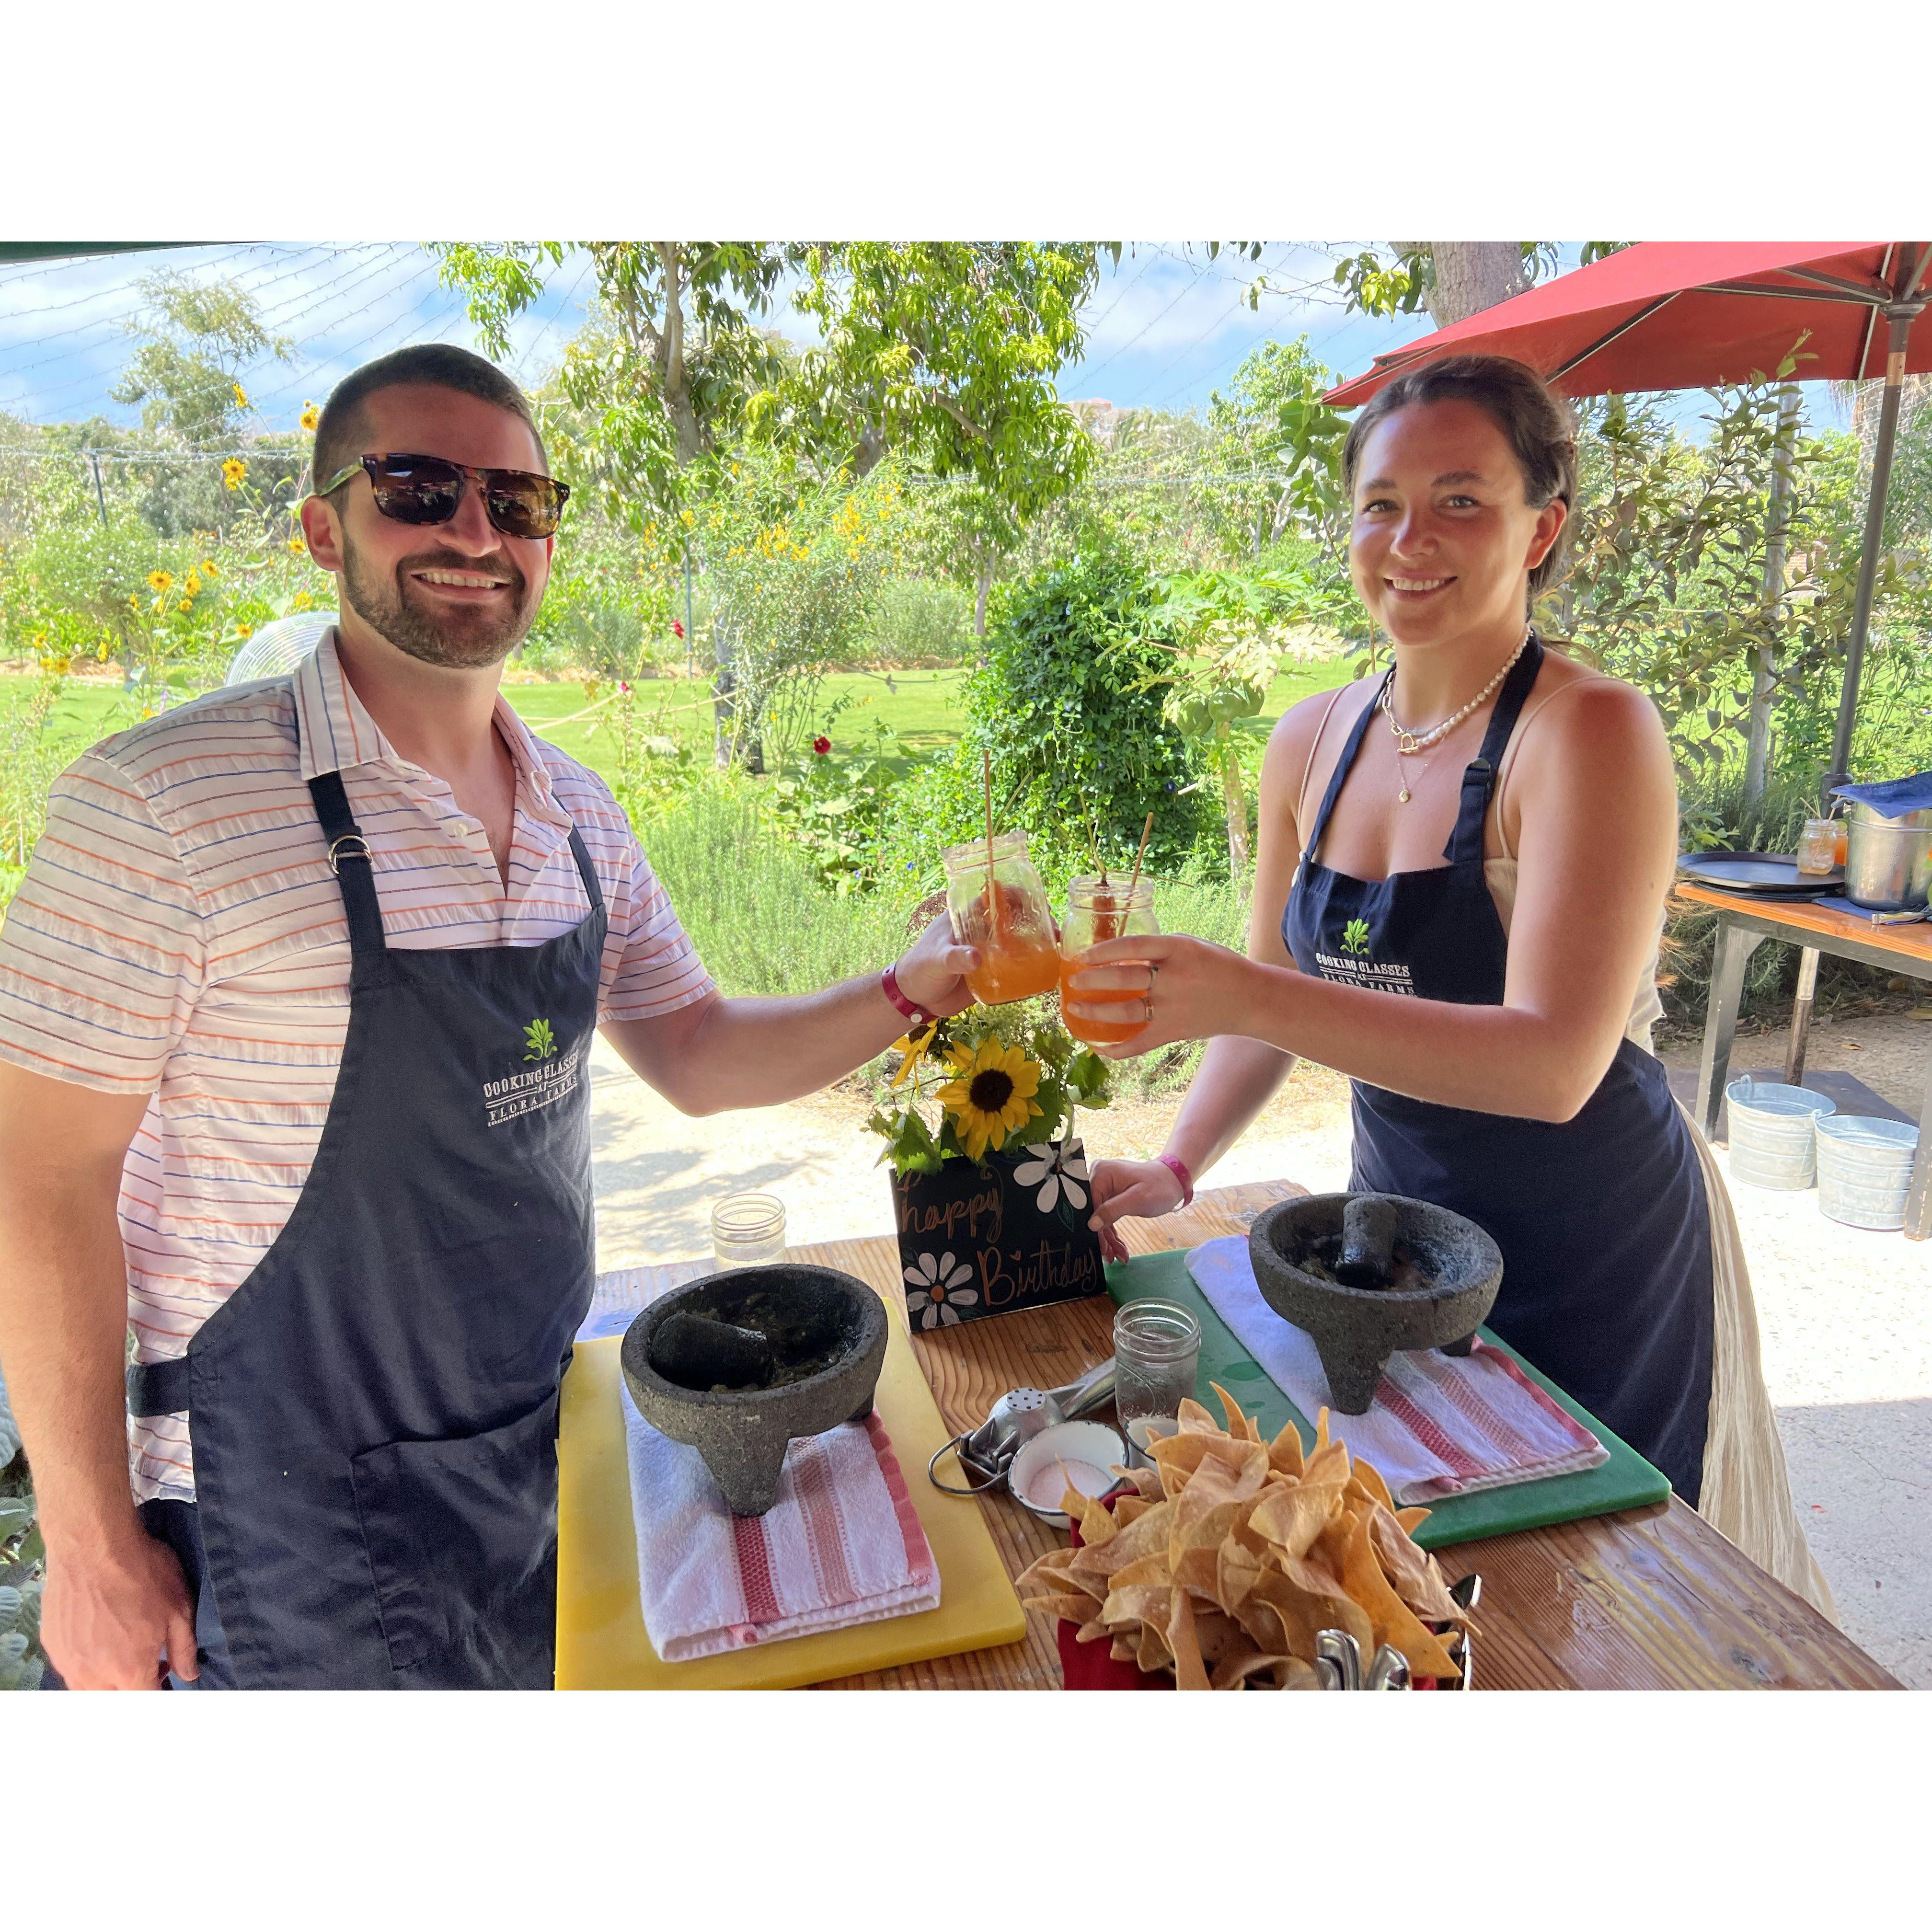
[0,241,1842,438]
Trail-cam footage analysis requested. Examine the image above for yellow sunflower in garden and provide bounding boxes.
[937,1038,1043,1162]
[300,401,320,432]
[222,458,246,492]
[148,570,173,593]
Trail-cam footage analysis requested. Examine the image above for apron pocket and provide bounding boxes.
[350,1394,561,1683]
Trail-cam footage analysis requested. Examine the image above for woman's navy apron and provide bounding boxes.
[1283,640,1714,1502]
[115,763,605,1689]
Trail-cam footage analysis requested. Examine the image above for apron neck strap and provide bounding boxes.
[1442,632,1545,865]
[1302,667,1393,869]
[564,826,604,917]
[307,772,387,957]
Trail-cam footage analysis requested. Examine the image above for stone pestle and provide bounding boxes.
[1335,1194,1401,1289]
[649,1311,775,1391]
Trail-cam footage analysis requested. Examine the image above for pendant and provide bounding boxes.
[1399,787,1411,805]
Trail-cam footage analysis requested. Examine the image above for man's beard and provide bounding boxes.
[339,536,537,669]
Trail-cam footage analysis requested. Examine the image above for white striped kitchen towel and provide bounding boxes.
[621,1383,940,1662]
[1185,1236,1608,1505]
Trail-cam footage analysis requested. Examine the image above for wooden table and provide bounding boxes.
[776,1179,1895,1690]
[1675,881,1930,1239]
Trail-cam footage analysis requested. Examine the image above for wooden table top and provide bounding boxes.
[1674,880,1932,967]
[789,1180,1899,1691]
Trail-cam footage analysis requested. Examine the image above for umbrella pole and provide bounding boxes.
[1826,301,1925,797]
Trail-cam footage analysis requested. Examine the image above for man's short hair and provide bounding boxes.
[312,345,549,492]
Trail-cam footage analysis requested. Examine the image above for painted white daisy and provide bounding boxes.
[902,1250,978,1329]
[1013,1138,1090,1213]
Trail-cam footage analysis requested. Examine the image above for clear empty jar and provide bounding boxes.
[941,830,1060,1006]
[711,1193,787,1270]
[1113,1297,1201,1466]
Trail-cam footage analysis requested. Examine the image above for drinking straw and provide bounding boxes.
[983,747,1000,943]
[1126,811,1155,902]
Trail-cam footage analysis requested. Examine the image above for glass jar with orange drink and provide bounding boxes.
[942,831,1061,1006]
[1059,876,1158,1045]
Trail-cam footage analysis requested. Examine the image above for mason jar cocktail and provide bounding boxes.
[941,831,1060,1006]
[1059,875,1157,1046]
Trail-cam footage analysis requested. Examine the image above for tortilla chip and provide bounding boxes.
[1348,1457,1396,1514]
[1168,1587,1210,1690]
[1210,1646,1293,1690]
[1175,1396,1219,1433]
[1331,1506,1461,1679]
[1266,1418,1306,1478]
[1067,1500,1175,1585]
[1113,1495,1154,1527]
[1068,1488,1119,1548]
[1209,1381,1262,1442]
[1247,1480,1340,1563]
[1366,1503,1470,1627]
[1396,1506,1431,1535]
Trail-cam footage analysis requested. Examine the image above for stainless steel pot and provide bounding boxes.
[1843,801,1932,911]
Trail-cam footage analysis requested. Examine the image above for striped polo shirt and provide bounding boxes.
[0,633,714,1503]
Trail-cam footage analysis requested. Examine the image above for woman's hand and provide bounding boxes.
[1064,933,1263,1059]
[1085,1157,1186,1263]
[891,908,981,1019]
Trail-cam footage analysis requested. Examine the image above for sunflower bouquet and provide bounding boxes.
[865,1002,1114,1178]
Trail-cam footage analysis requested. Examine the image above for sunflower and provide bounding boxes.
[888,1020,940,1092]
[937,1037,1042,1163]
[222,458,246,492]
[147,570,173,593]
[299,401,320,432]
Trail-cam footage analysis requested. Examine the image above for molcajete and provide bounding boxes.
[1247,1193,1502,1415]
[621,1265,888,1515]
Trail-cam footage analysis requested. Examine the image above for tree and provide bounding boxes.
[1200,337,1350,562]
[1333,242,1627,325]
[433,242,795,522]
[110,273,292,447]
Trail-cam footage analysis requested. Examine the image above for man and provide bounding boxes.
[0,345,977,1690]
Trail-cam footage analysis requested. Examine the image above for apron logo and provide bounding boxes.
[1340,916,1373,956]
[484,1020,581,1127]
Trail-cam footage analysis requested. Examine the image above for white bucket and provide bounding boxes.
[1814,1115,1920,1231]
[1725,1077,1836,1190]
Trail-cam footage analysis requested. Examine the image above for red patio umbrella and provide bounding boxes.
[1323,242,1932,789]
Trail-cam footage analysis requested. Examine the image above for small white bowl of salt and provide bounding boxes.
[1007,1420,1128,1528]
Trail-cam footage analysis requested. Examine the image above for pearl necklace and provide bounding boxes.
[1379,630,1531,803]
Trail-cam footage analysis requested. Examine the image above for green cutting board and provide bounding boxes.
[1105,1248,1670,1550]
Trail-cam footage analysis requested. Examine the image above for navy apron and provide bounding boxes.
[1283,639,1714,1502]
[116,764,606,1689]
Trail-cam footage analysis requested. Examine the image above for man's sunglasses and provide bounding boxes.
[316,453,569,540]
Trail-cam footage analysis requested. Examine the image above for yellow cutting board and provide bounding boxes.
[554,1313,1025,1689]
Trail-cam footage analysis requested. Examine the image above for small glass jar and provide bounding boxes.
[1796,818,1839,875]
[711,1192,787,1270]
[1059,876,1159,1046]
[1113,1298,1201,1467]
[941,830,1060,1006]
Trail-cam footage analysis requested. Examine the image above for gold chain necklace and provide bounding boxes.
[1378,630,1532,791]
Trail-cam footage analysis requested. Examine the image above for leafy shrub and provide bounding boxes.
[637,776,913,997]
[768,717,907,893]
[874,540,1212,891]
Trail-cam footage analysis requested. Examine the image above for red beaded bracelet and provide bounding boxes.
[1157,1153,1195,1208]
[881,963,936,1029]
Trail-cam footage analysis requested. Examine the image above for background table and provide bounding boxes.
[1675,881,1929,1239]
[785,1179,1896,1690]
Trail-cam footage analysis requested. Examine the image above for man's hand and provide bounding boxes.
[889,908,981,1021]
[43,1530,199,1689]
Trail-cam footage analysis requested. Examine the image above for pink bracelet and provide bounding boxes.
[881,963,935,1029]
[1157,1154,1195,1208]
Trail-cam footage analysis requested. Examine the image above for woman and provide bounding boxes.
[1072,356,1830,1610]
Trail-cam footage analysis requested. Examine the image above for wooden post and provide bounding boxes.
[1743,384,1800,805]
[1782,945,1820,1085]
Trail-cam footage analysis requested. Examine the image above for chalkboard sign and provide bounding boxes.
[891,1138,1105,1331]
